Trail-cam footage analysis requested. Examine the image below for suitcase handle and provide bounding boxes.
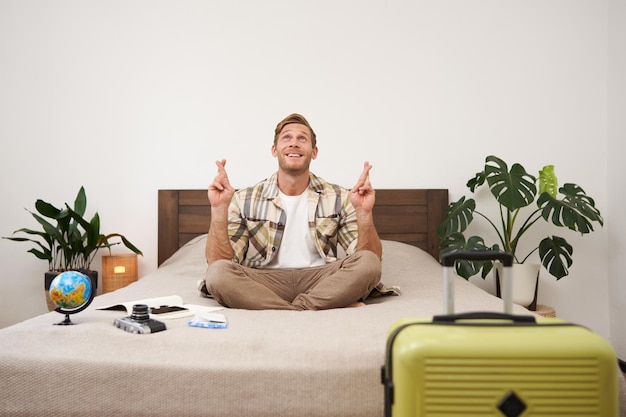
[432,312,536,323]
[441,250,514,315]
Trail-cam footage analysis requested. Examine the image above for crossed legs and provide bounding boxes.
[205,251,382,310]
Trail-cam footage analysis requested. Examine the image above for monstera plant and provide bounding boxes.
[437,155,604,281]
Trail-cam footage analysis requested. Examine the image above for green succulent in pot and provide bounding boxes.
[3,186,142,272]
[437,155,603,280]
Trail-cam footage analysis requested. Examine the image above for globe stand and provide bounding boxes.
[55,313,75,326]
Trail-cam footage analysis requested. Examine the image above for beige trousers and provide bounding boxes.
[205,251,382,310]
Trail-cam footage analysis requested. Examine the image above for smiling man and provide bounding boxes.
[204,113,383,310]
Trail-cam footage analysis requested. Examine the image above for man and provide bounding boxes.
[204,113,383,310]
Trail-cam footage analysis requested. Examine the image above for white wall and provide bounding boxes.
[0,0,622,357]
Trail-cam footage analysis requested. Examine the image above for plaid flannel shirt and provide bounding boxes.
[228,172,358,268]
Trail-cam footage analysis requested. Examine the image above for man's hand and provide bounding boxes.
[206,159,235,264]
[350,161,382,258]
[350,161,375,213]
[208,159,235,209]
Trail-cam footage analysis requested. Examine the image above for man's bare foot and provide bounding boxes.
[346,301,366,308]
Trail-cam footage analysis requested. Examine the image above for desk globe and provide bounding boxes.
[49,270,95,325]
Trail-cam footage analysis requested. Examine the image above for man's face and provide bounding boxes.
[272,123,318,175]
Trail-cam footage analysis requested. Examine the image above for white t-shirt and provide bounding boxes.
[265,190,325,269]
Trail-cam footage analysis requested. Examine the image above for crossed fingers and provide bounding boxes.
[353,161,373,195]
[211,159,232,191]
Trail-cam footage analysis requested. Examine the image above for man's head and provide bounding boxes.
[272,113,318,177]
[273,113,317,148]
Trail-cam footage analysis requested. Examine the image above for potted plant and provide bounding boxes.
[3,186,142,310]
[437,155,603,308]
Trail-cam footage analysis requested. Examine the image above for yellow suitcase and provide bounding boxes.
[381,251,618,417]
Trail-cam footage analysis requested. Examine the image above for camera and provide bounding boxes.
[114,304,166,334]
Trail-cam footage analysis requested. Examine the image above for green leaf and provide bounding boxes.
[100,233,143,256]
[120,235,143,255]
[86,213,101,249]
[484,155,537,212]
[538,165,558,197]
[74,186,87,218]
[436,197,476,239]
[467,170,487,192]
[27,247,52,261]
[35,199,64,219]
[538,236,573,280]
[537,183,604,234]
[2,236,32,243]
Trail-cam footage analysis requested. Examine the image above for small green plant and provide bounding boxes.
[3,186,142,271]
[437,155,603,280]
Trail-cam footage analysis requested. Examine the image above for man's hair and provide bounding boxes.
[274,113,317,147]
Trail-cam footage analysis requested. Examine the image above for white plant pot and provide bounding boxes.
[496,263,540,310]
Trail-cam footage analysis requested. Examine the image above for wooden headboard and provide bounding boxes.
[158,189,448,266]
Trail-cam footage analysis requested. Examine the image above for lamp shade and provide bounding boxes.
[102,254,138,293]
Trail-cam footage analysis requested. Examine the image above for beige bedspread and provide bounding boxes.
[1,238,623,417]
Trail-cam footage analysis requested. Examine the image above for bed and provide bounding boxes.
[1,188,624,417]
